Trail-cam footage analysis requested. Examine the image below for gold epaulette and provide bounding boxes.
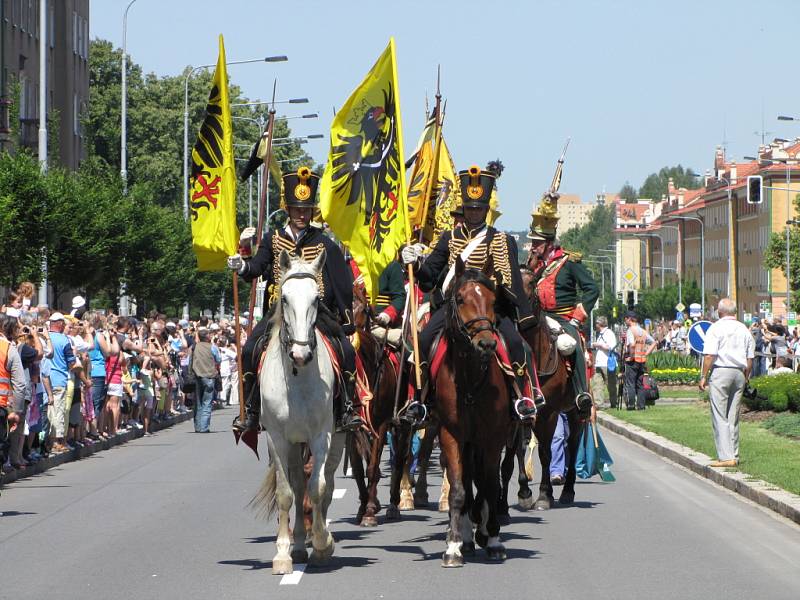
[566,250,582,262]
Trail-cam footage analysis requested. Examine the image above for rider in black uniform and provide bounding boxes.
[401,165,539,423]
[227,167,364,433]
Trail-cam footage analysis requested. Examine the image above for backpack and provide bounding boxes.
[640,373,659,405]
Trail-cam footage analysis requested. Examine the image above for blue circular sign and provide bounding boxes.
[688,320,712,354]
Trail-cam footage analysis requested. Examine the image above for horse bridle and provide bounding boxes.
[449,276,498,344]
[279,271,319,352]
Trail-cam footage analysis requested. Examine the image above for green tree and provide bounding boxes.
[764,194,800,312]
[43,158,127,300]
[619,181,637,203]
[0,151,48,288]
[638,165,701,201]
[636,279,701,321]
[559,203,616,258]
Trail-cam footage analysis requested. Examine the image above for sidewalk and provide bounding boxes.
[1,407,225,486]
[597,410,800,526]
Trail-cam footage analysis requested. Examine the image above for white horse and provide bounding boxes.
[251,249,346,575]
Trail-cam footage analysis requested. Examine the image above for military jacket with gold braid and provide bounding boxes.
[417,224,535,329]
[242,225,355,335]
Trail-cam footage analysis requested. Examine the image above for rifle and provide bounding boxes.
[548,137,570,196]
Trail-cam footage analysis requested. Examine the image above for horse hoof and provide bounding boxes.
[291,549,308,564]
[360,515,378,527]
[414,494,429,508]
[497,513,511,526]
[399,497,414,511]
[309,542,335,566]
[487,545,507,562]
[272,558,293,575]
[559,492,575,505]
[442,553,464,568]
[461,542,476,556]
[438,500,450,512]
[518,495,535,511]
[356,508,366,523]
[475,531,489,549]
[385,505,401,521]
[534,497,552,511]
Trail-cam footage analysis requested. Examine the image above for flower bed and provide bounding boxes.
[649,367,700,385]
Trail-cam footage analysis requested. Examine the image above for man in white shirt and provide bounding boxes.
[591,316,618,407]
[667,320,687,353]
[699,298,754,468]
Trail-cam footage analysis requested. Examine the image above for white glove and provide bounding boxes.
[401,245,418,265]
[227,254,244,271]
[374,312,391,327]
[240,227,256,241]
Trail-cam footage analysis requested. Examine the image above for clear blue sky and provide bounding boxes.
[93,0,800,229]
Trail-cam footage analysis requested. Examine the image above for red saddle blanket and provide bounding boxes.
[429,333,531,398]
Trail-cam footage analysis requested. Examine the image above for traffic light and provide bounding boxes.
[747,175,763,204]
[626,290,635,310]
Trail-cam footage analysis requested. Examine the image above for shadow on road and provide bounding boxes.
[1,511,37,517]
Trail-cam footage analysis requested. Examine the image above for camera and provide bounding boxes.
[742,384,760,402]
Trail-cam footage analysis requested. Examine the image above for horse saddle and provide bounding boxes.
[427,331,521,387]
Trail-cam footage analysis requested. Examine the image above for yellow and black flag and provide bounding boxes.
[320,38,407,302]
[190,35,239,271]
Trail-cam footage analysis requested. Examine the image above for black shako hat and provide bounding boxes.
[282,166,320,207]
[457,165,495,208]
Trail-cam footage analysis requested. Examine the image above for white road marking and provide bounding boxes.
[332,488,346,499]
[346,467,353,477]
[279,565,306,585]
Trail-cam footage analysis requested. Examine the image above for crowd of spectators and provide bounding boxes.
[0,282,242,474]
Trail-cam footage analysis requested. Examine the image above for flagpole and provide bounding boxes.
[233,271,246,427]
[247,102,276,335]
[417,67,443,244]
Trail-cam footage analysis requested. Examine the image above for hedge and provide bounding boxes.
[650,367,700,385]
[744,373,800,413]
[646,351,699,371]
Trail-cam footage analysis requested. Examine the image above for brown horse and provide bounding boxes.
[436,257,513,567]
[519,267,584,510]
[348,281,402,527]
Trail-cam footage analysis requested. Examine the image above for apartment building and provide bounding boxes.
[1,0,89,169]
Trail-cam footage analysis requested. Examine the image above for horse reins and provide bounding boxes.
[279,271,319,352]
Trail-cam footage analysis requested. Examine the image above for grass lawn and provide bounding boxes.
[609,403,800,496]
[659,388,703,399]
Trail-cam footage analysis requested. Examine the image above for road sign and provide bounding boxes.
[788,312,797,327]
[675,302,686,313]
[622,268,637,284]
[676,311,685,322]
[644,318,652,330]
[689,303,702,318]
[688,320,712,354]
[759,301,771,312]
[743,312,752,325]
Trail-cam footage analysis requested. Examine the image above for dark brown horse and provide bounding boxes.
[519,267,583,510]
[436,257,513,567]
[348,281,402,527]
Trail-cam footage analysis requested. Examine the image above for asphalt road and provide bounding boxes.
[2,406,800,600]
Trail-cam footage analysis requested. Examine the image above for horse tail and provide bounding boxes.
[249,460,278,520]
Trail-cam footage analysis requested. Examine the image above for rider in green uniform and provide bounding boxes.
[527,193,599,415]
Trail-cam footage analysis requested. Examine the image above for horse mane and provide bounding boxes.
[447,268,497,300]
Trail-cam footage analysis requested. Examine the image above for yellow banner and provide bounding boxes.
[406,110,437,231]
[426,136,459,246]
[190,35,239,271]
[320,39,407,301]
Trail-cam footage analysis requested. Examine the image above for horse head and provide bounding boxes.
[276,249,325,368]
[449,255,498,361]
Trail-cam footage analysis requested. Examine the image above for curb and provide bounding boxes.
[597,411,800,526]
[1,410,197,486]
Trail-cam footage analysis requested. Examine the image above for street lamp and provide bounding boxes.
[631,232,665,288]
[669,215,705,316]
[183,55,288,221]
[231,98,309,107]
[121,0,139,195]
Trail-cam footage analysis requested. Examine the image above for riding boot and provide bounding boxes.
[232,372,260,433]
[400,364,429,427]
[337,371,365,432]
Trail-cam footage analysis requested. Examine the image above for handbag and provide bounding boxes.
[607,351,619,373]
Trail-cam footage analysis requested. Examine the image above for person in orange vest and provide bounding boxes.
[0,314,27,449]
[622,311,657,410]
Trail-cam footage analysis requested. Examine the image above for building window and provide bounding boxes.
[73,93,79,136]
[72,11,77,54]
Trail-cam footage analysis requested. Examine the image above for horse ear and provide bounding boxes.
[279,249,292,273]
[455,255,465,279]
[483,254,495,279]
[310,248,326,274]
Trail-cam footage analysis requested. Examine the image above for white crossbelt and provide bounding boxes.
[441,230,488,293]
